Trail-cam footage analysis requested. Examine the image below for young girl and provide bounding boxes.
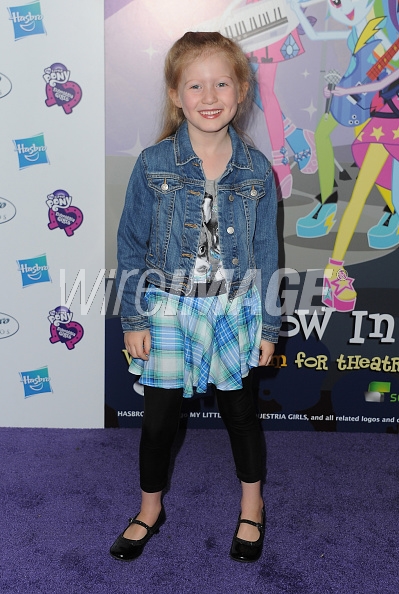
[110,31,281,564]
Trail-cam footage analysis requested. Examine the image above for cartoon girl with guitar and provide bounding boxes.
[323,43,399,311]
[245,0,319,199]
[291,0,397,239]
[197,0,320,198]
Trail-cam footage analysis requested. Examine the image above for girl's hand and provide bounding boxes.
[259,340,275,366]
[124,330,151,360]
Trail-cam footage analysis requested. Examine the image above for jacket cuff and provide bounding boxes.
[261,324,280,343]
[121,316,150,332]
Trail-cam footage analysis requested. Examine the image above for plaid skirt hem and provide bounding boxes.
[128,285,262,398]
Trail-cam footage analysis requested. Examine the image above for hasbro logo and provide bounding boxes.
[19,366,52,398]
[17,254,51,287]
[0,198,17,224]
[13,133,49,169]
[8,1,45,40]
[0,312,19,339]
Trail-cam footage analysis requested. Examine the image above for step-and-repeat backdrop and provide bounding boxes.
[0,0,105,427]
[105,0,399,433]
[2,0,397,431]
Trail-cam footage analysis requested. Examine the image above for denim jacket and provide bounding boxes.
[117,120,281,342]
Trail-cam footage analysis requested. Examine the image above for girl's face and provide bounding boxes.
[328,0,373,27]
[169,52,247,139]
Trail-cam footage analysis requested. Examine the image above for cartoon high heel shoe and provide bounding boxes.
[367,207,399,249]
[272,148,292,200]
[322,258,357,312]
[284,117,318,174]
[296,191,337,238]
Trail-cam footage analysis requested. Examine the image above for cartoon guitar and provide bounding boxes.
[330,36,399,127]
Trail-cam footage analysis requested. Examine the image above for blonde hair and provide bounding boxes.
[156,31,254,142]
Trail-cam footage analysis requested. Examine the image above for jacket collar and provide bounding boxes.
[173,120,254,171]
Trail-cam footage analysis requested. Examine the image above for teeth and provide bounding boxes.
[201,110,221,115]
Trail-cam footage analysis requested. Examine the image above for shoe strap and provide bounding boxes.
[239,518,264,532]
[128,517,152,533]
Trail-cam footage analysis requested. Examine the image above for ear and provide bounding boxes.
[238,82,249,104]
[169,88,182,108]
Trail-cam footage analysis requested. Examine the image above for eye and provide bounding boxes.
[329,0,341,7]
[190,84,201,90]
[217,82,228,87]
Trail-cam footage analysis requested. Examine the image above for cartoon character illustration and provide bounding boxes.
[198,0,319,199]
[193,228,212,281]
[193,192,226,282]
[292,0,399,240]
[245,0,318,199]
[46,189,84,237]
[43,63,82,115]
[48,305,84,350]
[323,57,399,311]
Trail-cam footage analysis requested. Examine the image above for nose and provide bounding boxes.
[202,85,217,104]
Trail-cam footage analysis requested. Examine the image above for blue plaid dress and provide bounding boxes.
[128,284,262,398]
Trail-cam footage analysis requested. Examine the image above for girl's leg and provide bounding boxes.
[332,143,389,261]
[323,143,389,311]
[367,160,399,250]
[393,158,399,214]
[283,113,317,174]
[123,385,183,540]
[215,375,264,541]
[315,113,338,203]
[257,63,293,199]
[296,113,339,237]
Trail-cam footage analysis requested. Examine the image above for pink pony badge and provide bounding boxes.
[46,189,83,237]
[43,63,82,114]
[48,306,84,350]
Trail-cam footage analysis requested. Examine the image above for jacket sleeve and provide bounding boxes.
[254,159,281,343]
[116,153,152,332]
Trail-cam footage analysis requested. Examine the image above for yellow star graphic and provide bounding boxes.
[370,127,385,141]
[393,126,399,140]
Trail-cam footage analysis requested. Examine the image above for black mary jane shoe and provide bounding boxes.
[110,506,166,561]
[229,507,265,563]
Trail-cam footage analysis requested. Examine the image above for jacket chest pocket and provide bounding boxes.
[234,182,265,228]
[230,182,265,269]
[148,176,184,196]
[147,176,184,263]
[234,182,265,203]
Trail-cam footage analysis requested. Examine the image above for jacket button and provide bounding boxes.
[161,183,168,191]
[232,258,239,265]
[228,194,234,201]
[250,188,258,197]
[227,226,234,234]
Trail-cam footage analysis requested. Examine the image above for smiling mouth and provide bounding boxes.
[346,9,355,20]
[199,109,222,118]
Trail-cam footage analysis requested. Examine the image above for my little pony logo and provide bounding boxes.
[48,306,84,350]
[44,63,82,114]
[46,189,83,237]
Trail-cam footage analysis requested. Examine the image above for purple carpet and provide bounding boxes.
[1,427,398,593]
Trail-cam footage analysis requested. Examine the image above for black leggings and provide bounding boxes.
[140,375,263,493]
